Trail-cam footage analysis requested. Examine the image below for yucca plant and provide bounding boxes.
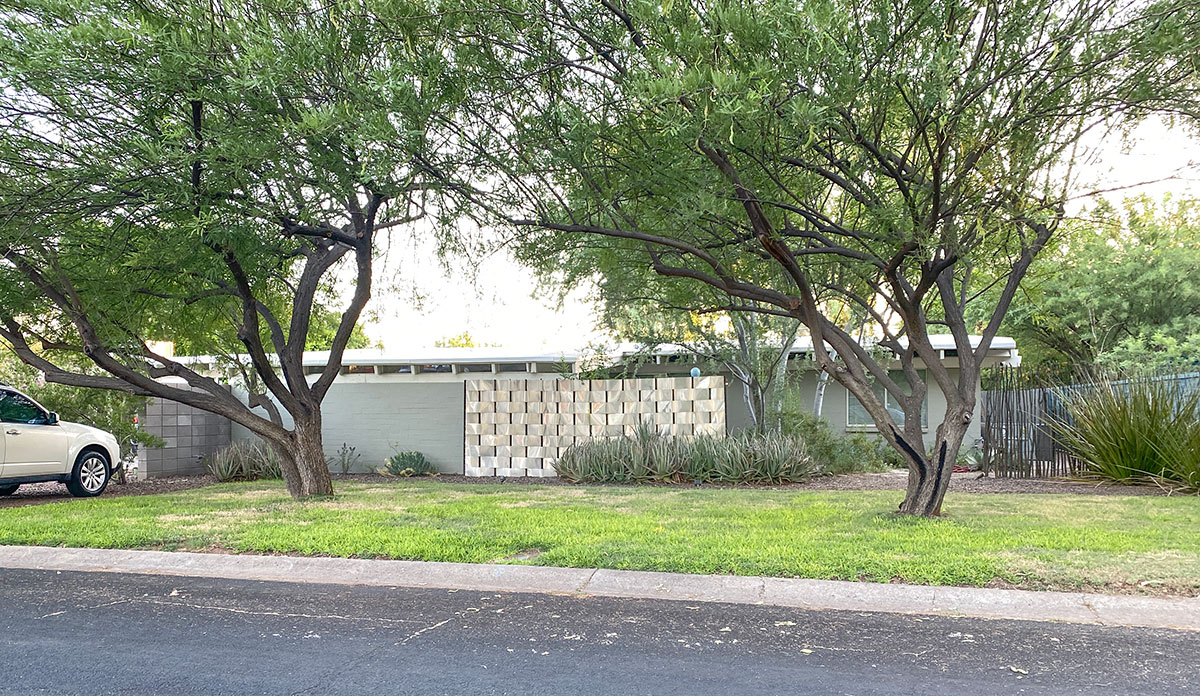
[247,444,284,480]
[205,444,246,482]
[1152,422,1200,491]
[205,441,284,482]
[684,435,724,482]
[1053,377,1200,490]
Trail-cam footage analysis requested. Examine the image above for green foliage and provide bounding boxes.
[1053,377,1200,491]
[0,0,478,499]
[980,197,1200,370]
[380,451,436,477]
[555,425,814,484]
[448,0,1199,509]
[205,442,284,483]
[0,350,162,450]
[779,409,897,474]
[434,332,497,348]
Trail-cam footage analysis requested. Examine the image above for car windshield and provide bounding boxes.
[0,390,49,424]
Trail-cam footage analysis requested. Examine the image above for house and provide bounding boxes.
[137,337,1020,477]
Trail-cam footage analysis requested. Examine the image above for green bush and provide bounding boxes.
[1054,377,1200,491]
[205,442,283,482]
[780,410,895,474]
[380,450,437,477]
[555,425,813,484]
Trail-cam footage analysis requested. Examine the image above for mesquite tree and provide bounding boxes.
[0,0,472,497]
[450,0,1199,514]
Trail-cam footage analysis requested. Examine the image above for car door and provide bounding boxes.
[0,390,72,477]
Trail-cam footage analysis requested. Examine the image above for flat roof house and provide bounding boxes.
[141,337,1018,478]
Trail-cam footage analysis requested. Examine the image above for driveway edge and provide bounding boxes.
[2,545,1197,630]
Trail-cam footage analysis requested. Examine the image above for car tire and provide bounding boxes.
[0,484,19,496]
[66,450,111,498]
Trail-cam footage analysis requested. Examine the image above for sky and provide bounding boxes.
[360,117,1200,353]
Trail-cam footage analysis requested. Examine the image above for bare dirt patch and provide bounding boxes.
[0,475,218,509]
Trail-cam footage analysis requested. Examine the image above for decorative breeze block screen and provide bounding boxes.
[464,376,726,477]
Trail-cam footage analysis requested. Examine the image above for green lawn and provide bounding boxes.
[2,480,1198,595]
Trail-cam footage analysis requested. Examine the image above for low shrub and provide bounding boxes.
[328,443,362,474]
[380,450,437,477]
[779,410,895,474]
[1054,377,1200,491]
[205,442,284,482]
[555,425,813,484]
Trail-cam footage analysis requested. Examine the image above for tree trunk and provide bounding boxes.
[896,410,971,516]
[812,369,829,418]
[270,416,333,498]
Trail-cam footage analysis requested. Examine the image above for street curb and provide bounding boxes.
[1,545,1198,631]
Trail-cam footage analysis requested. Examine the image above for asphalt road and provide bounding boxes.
[0,569,1194,695]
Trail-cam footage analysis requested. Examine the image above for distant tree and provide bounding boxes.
[0,0,473,498]
[303,309,376,353]
[978,197,1200,371]
[591,273,802,432]
[449,0,1200,515]
[434,332,497,348]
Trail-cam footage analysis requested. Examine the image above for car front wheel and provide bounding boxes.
[66,451,111,498]
[0,484,19,496]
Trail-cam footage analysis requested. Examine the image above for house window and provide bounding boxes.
[846,371,928,430]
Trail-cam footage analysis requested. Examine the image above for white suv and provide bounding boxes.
[0,385,122,498]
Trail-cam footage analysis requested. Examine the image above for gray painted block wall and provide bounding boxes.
[140,398,231,477]
[319,381,466,474]
[231,381,467,475]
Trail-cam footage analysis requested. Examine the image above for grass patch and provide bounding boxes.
[1,481,1198,594]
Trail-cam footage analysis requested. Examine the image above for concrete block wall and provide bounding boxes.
[318,382,466,474]
[464,376,726,477]
[229,382,467,474]
[140,398,231,477]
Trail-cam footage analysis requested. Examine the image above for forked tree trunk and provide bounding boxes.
[895,407,972,516]
[267,416,333,498]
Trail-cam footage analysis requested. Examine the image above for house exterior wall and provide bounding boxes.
[231,380,466,474]
[139,397,231,478]
[207,359,986,476]
[718,367,978,449]
[320,381,465,474]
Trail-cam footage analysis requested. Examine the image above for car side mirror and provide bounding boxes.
[46,411,59,425]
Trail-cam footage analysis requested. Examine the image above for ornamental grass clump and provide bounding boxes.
[555,425,813,484]
[204,442,283,482]
[1053,377,1200,491]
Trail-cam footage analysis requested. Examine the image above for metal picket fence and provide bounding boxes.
[981,367,1200,478]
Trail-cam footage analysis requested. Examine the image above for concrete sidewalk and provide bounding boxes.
[1,544,1197,631]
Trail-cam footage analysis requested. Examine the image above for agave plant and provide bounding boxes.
[556,426,814,485]
[205,445,245,482]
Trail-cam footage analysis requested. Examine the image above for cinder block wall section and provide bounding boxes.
[139,398,231,477]
[465,376,726,477]
[228,382,467,474]
[318,382,467,474]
